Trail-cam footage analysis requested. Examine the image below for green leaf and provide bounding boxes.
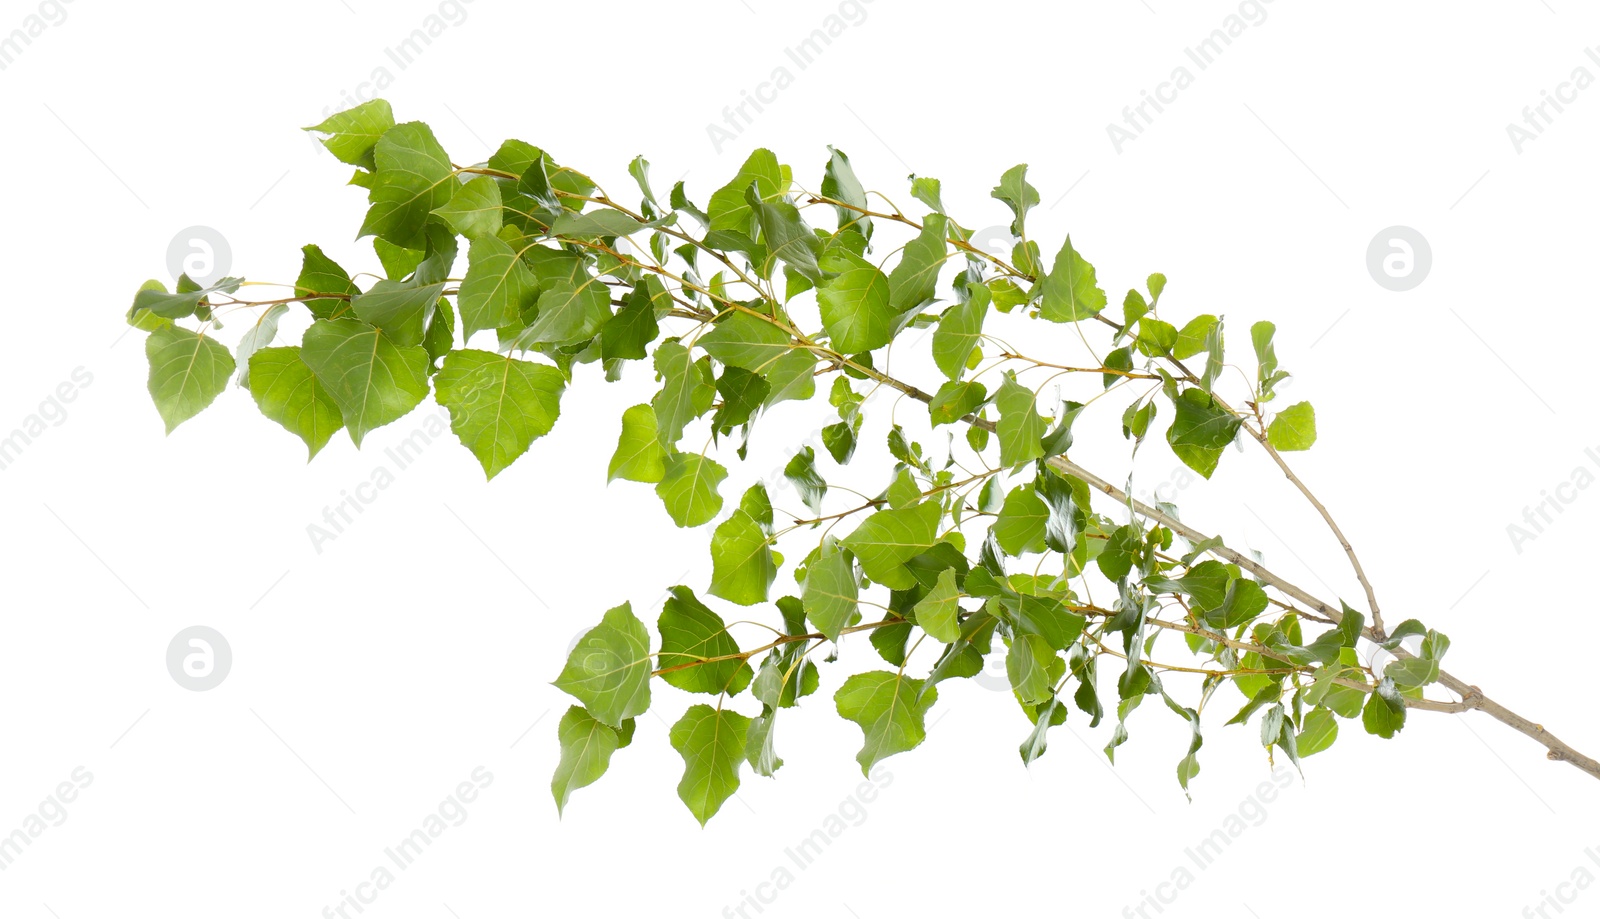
[745,704,784,777]
[504,150,564,223]
[457,232,539,341]
[658,586,754,694]
[988,277,1029,313]
[990,164,1038,236]
[1013,240,1042,277]
[1252,320,1278,371]
[1122,289,1150,329]
[697,311,793,372]
[783,446,827,516]
[1007,633,1059,705]
[822,418,858,465]
[543,156,596,205]
[1307,656,1364,719]
[295,245,359,320]
[709,497,777,607]
[1004,594,1087,651]
[926,602,998,689]
[753,638,818,714]
[909,175,944,214]
[360,122,455,249]
[1122,399,1156,447]
[841,501,941,591]
[1135,317,1178,357]
[871,619,912,665]
[431,175,503,240]
[299,319,431,447]
[1173,314,1217,360]
[551,706,625,816]
[784,265,814,302]
[738,481,774,527]
[628,155,660,209]
[932,281,988,380]
[822,146,871,235]
[1162,694,1204,797]
[761,348,818,407]
[608,403,670,483]
[913,568,962,643]
[1297,707,1339,757]
[304,99,395,169]
[708,149,784,235]
[711,364,771,435]
[670,179,709,227]
[1166,388,1242,479]
[1096,524,1142,582]
[126,280,175,331]
[522,276,611,347]
[967,412,990,452]
[1384,619,1428,647]
[1039,401,1086,460]
[817,248,893,353]
[1261,628,1339,667]
[888,214,948,314]
[1036,471,1086,556]
[434,350,564,479]
[1227,683,1282,727]
[551,208,647,239]
[669,704,752,825]
[994,374,1046,468]
[416,220,460,283]
[702,229,766,266]
[835,671,938,774]
[929,380,987,426]
[747,184,823,283]
[374,237,425,281]
[1362,678,1407,739]
[233,303,289,387]
[1101,346,1134,390]
[651,340,715,447]
[1144,560,1233,610]
[1020,697,1069,766]
[146,327,235,434]
[553,602,653,728]
[416,221,461,287]
[415,213,461,287]
[600,280,660,362]
[1147,273,1167,304]
[655,451,728,527]
[1337,604,1366,649]
[1039,235,1107,323]
[131,276,243,321]
[1198,577,1270,629]
[1422,629,1451,662]
[1268,401,1317,451]
[512,240,588,292]
[352,279,447,347]
[1386,657,1440,689]
[1200,318,1225,394]
[1165,389,1231,451]
[802,537,858,642]
[886,468,920,510]
[994,485,1050,555]
[247,347,344,459]
[1251,320,1289,402]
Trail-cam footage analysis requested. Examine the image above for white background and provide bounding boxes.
[2,1,1597,917]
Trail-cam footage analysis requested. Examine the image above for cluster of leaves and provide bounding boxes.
[127,100,1453,825]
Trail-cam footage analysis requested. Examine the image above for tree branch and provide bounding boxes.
[517,190,1600,783]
